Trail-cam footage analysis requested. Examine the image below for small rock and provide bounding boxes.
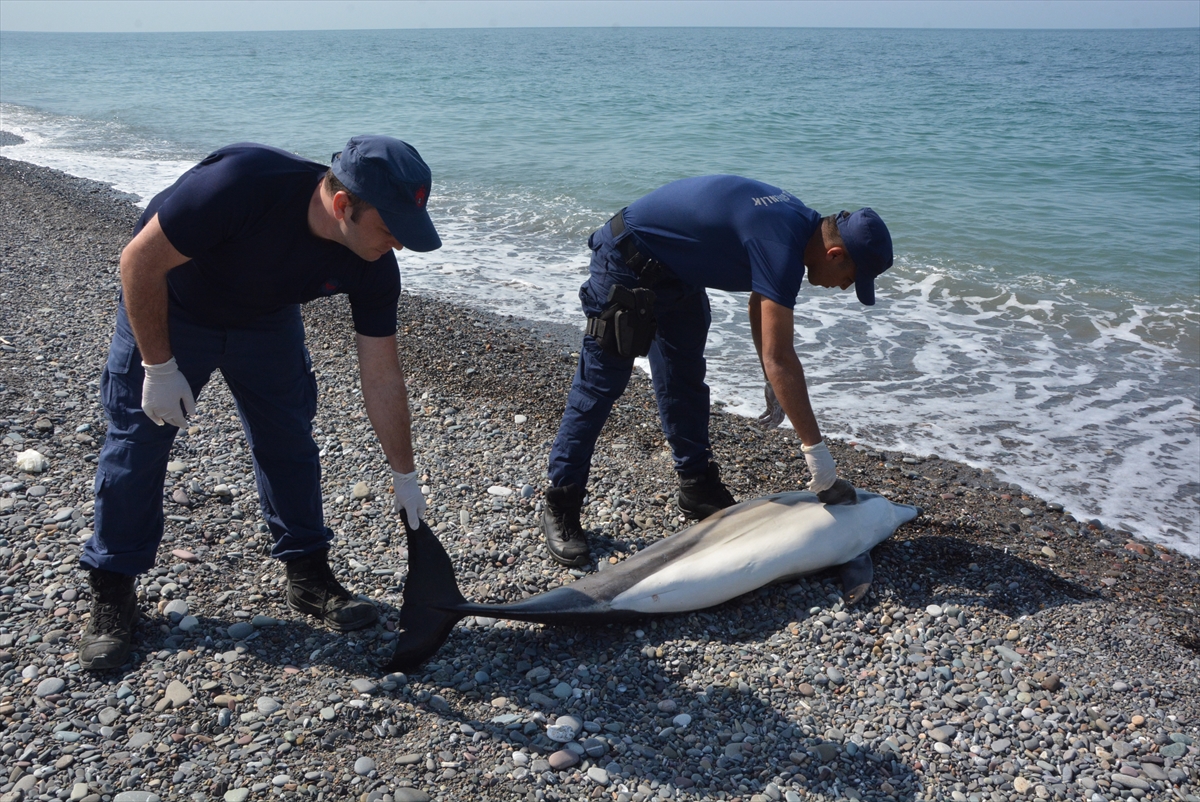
[352,481,372,500]
[227,621,254,640]
[547,724,576,743]
[929,725,955,742]
[165,680,192,707]
[353,756,375,775]
[164,599,188,622]
[35,677,65,697]
[549,749,579,770]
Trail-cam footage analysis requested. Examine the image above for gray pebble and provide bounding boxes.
[34,677,64,697]
[227,621,254,639]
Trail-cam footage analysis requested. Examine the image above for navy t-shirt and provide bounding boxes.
[144,143,401,337]
[623,175,821,309]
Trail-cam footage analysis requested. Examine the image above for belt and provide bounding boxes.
[608,208,658,274]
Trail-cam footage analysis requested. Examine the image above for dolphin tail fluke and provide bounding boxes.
[382,516,468,674]
[838,551,874,606]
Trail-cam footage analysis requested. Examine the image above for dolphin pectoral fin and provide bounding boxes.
[817,479,858,506]
[382,516,469,674]
[838,551,874,606]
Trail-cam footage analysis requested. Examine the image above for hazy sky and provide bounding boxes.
[1,0,1197,32]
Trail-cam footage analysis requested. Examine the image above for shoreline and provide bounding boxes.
[2,132,1194,555]
[0,156,1197,802]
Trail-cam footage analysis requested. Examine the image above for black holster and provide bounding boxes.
[586,284,657,359]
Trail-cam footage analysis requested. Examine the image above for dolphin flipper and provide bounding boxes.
[817,478,858,506]
[383,519,469,673]
[838,551,874,605]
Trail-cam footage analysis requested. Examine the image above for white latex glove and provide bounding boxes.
[392,469,427,529]
[756,381,785,429]
[801,440,837,493]
[141,357,195,428]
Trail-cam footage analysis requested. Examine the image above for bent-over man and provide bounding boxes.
[80,136,438,670]
[542,175,893,567]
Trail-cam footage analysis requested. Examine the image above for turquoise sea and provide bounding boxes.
[1,27,1197,554]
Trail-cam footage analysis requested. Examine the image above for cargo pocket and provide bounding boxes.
[101,331,142,429]
[106,330,138,375]
[565,386,597,414]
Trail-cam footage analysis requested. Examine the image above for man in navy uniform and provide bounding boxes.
[80,136,438,670]
[542,175,893,567]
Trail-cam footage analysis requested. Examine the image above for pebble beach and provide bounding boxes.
[0,154,1197,802]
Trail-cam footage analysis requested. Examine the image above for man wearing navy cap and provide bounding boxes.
[79,136,440,670]
[542,175,893,568]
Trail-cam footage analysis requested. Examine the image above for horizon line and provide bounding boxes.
[3,24,1198,33]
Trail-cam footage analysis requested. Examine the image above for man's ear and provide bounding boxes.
[333,191,352,221]
[827,245,849,263]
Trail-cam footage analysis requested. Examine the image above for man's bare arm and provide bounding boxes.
[756,295,823,447]
[120,214,189,365]
[356,333,416,474]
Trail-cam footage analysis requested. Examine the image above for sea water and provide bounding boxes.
[1,27,1197,554]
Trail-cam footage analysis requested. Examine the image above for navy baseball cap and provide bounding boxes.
[835,208,893,306]
[331,135,441,252]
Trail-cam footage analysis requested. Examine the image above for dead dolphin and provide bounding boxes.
[384,487,919,673]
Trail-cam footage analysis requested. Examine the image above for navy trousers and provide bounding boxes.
[83,301,330,576]
[548,216,713,491]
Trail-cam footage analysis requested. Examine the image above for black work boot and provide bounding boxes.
[542,484,590,567]
[80,568,138,671]
[286,550,379,632]
[677,461,738,520]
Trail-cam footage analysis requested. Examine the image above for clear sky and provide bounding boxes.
[0,0,1197,32]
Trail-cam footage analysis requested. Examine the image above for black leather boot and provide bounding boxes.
[542,484,590,567]
[677,461,737,520]
[286,550,379,631]
[80,568,138,671]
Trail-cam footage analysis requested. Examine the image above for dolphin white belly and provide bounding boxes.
[611,492,917,613]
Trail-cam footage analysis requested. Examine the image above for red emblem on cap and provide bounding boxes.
[414,186,428,208]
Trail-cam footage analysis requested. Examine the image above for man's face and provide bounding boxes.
[806,258,856,291]
[339,202,404,262]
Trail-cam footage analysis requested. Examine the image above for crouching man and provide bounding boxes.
[80,136,438,669]
[542,175,893,567]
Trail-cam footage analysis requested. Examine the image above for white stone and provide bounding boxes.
[546,724,577,743]
[487,485,512,497]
